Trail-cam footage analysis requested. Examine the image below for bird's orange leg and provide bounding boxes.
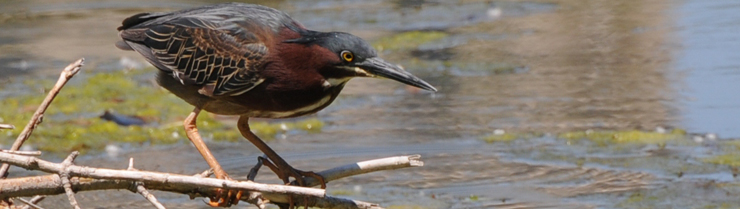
[184,108,242,207]
[237,116,327,189]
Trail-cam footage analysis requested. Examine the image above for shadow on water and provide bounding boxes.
[2,0,740,208]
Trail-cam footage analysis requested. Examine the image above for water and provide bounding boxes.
[675,0,740,138]
[2,0,740,208]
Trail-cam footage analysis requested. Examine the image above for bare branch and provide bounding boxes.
[0,153,423,208]
[61,177,80,209]
[133,181,166,209]
[301,155,424,187]
[0,150,42,156]
[127,158,135,171]
[0,124,14,130]
[60,151,81,209]
[0,152,325,198]
[193,169,214,178]
[127,158,166,209]
[0,58,84,178]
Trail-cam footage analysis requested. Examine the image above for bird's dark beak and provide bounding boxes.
[355,57,437,92]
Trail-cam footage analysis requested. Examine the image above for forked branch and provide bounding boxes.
[0,152,421,208]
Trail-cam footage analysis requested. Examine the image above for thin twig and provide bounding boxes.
[1,150,42,156]
[0,58,84,178]
[0,124,14,130]
[61,178,80,209]
[193,169,214,178]
[128,158,166,209]
[19,195,45,209]
[301,155,424,187]
[134,181,166,209]
[17,197,44,209]
[60,152,81,209]
[127,158,135,170]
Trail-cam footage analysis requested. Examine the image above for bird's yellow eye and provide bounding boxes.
[341,51,354,62]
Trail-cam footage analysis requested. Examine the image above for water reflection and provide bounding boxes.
[405,0,677,134]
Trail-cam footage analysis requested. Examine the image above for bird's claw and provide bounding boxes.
[259,156,326,188]
[207,188,243,207]
[290,169,326,189]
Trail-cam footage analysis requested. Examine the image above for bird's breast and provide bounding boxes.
[244,82,347,118]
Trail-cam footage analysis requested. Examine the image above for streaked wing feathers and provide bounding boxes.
[142,17,266,96]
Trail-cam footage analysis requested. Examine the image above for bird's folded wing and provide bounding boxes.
[122,16,267,96]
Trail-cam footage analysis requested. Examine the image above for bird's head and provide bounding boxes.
[284,31,437,92]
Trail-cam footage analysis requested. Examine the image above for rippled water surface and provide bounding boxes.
[2,0,740,208]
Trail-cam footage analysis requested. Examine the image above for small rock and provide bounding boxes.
[20,145,34,151]
[655,126,666,134]
[100,110,147,126]
[493,129,505,135]
[693,135,704,143]
[119,57,145,69]
[105,144,121,158]
[705,133,718,141]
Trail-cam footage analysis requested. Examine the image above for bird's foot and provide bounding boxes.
[285,167,326,189]
[259,156,326,188]
[206,176,244,207]
[259,156,325,209]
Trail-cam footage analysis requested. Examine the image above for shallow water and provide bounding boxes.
[2,0,740,208]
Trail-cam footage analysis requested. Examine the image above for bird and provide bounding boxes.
[116,2,436,207]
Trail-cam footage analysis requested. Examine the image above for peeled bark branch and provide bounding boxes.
[0,152,421,208]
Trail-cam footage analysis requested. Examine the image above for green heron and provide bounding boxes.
[116,2,436,206]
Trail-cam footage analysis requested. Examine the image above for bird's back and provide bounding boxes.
[118,3,296,33]
[117,3,303,97]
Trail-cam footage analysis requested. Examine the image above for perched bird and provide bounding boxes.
[116,2,436,206]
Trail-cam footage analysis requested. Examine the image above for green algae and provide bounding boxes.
[468,195,479,201]
[373,31,449,51]
[481,131,542,143]
[700,139,740,167]
[0,68,324,154]
[482,132,518,143]
[329,189,355,196]
[615,192,661,209]
[704,154,740,167]
[557,129,687,146]
[721,140,740,150]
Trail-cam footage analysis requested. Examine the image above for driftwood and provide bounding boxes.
[0,59,425,209]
